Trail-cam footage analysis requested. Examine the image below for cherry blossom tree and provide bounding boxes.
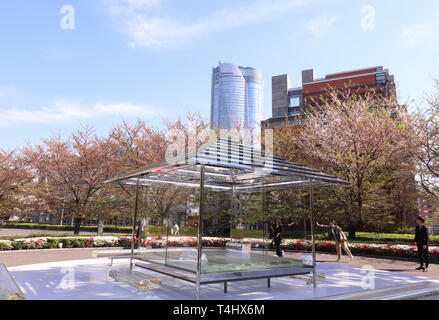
[275,89,417,237]
[0,149,32,220]
[410,80,439,198]
[23,126,115,234]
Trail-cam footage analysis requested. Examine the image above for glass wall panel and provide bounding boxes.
[133,168,307,276]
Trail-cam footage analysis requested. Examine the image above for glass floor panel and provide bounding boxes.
[136,248,304,274]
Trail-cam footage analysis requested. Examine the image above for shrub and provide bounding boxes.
[142,226,198,238]
[346,232,439,246]
[11,240,35,250]
[44,238,60,248]
[0,241,12,250]
[60,238,89,248]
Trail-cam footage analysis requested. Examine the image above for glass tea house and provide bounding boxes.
[105,138,351,298]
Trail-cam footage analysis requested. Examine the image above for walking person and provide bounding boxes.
[337,225,354,261]
[173,222,180,236]
[316,220,353,261]
[271,218,295,257]
[415,217,429,272]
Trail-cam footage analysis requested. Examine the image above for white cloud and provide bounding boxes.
[0,86,16,98]
[104,0,311,48]
[92,102,157,116]
[39,48,73,61]
[400,15,439,46]
[305,15,338,40]
[0,100,158,126]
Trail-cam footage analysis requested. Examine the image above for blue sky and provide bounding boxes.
[1,0,439,150]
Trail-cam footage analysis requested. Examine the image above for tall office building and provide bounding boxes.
[210,62,264,141]
[262,66,396,128]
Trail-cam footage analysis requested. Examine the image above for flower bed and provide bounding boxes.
[0,236,121,250]
[1,236,439,263]
[281,239,439,262]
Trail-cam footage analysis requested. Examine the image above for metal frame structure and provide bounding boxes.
[105,138,351,299]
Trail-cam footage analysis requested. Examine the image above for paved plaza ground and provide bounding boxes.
[0,247,123,267]
[7,256,437,300]
[285,251,439,280]
[2,247,439,300]
[1,248,437,279]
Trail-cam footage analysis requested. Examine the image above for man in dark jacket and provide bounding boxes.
[414,217,429,272]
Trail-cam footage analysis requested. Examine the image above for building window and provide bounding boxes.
[290,96,300,108]
[288,107,301,116]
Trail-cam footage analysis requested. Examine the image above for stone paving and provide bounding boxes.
[284,251,439,280]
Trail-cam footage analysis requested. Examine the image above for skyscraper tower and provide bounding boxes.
[210,62,264,141]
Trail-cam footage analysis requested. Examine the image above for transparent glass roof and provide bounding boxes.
[105,138,351,193]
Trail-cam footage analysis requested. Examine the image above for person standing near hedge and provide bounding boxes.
[316,220,353,261]
[173,223,180,236]
[415,217,429,272]
[271,218,296,257]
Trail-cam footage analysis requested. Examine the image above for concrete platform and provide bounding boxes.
[109,268,161,290]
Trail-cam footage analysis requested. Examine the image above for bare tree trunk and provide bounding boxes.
[348,218,357,239]
[73,216,82,235]
[97,214,104,235]
[348,225,356,239]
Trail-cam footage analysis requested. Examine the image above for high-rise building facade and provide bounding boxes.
[418,195,439,220]
[210,62,264,137]
[262,66,396,128]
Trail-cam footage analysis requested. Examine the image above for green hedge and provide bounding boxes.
[239,229,439,246]
[1,223,199,237]
[287,231,439,246]
[0,223,132,233]
[0,233,75,241]
[143,226,198,237]
[341,232,439,246]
